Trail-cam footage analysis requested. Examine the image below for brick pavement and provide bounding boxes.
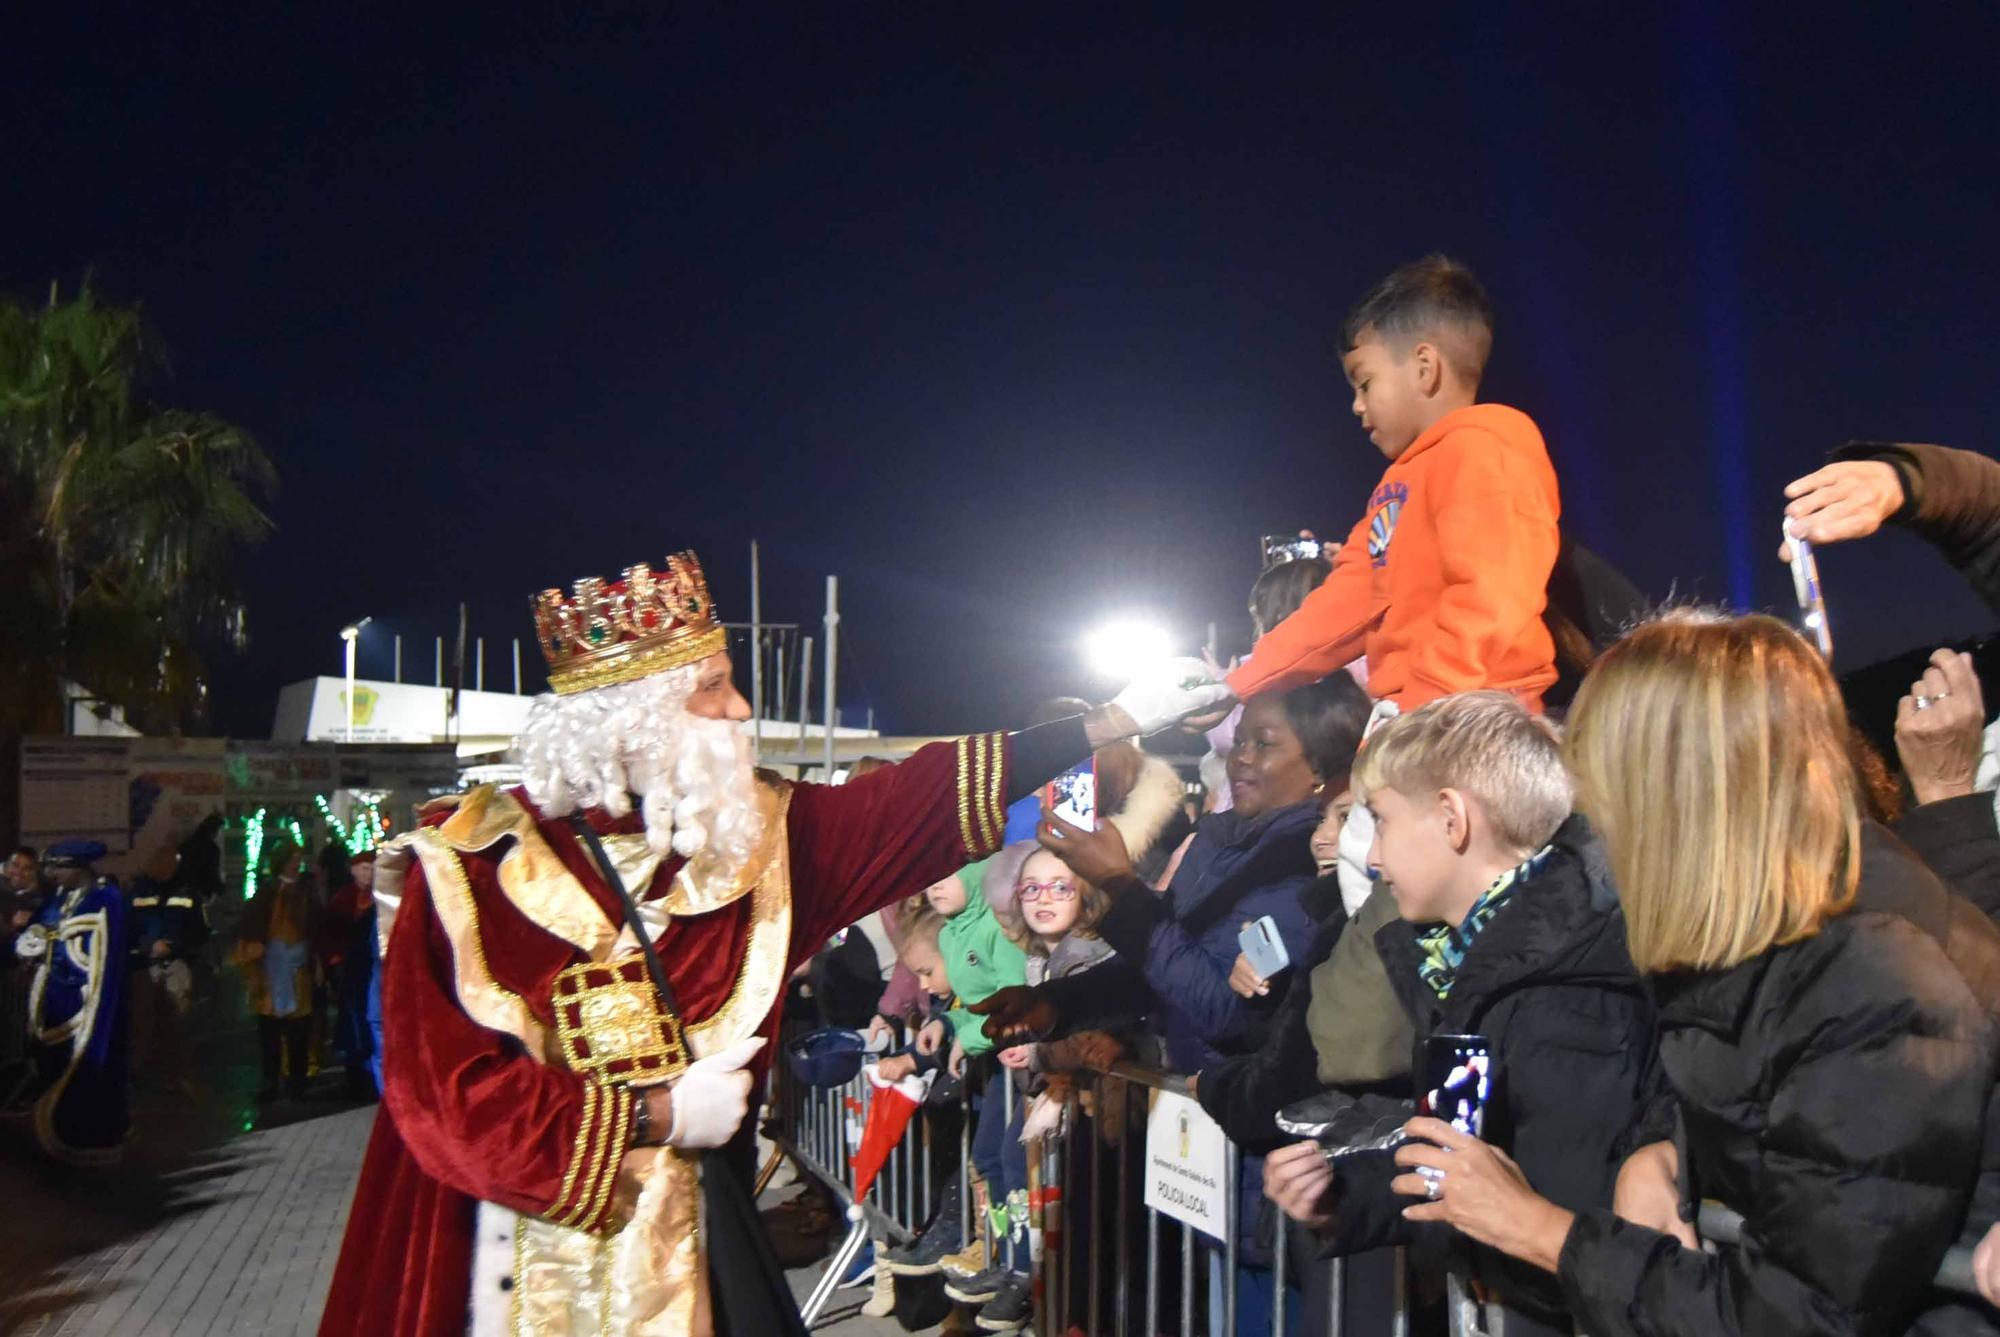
[0,1105,914,1335]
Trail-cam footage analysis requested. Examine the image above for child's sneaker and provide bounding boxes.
[885,1181,963,1276]
[939,1236,987,1283]
[975,1272,1033,1331]
[836,1241,876,1288]
[944,1263,1010,1305]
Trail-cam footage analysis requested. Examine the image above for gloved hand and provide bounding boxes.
[666,1037,765,1150]
[1019,1090,1066,1142]
[1111,657,1234,737]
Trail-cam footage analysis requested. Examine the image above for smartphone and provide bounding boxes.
[1260,533,1324,567]
[1420,1033,1494,1139]
[1783,517,1834,662]
[1237,915,1291,981]
[1043,760,1096,830]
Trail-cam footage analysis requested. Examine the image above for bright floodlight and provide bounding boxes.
[340,616,374,641]
[1083,618,1172,682]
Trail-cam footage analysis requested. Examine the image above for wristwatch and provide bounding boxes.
[632,1091,656,1146]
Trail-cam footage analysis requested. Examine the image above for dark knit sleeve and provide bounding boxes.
[1835,441,2000,615]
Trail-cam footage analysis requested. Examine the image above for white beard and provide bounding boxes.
[517,669,763,881]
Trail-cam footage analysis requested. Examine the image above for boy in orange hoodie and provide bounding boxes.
[1226,255,1561,712]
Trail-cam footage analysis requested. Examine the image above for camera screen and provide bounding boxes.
[1421,1034,1493,1138]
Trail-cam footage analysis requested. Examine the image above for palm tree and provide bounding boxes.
[0,281,276,735]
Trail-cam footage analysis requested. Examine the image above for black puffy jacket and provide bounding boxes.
[1325,814,1661,1330]
[1558,824,2000,1337]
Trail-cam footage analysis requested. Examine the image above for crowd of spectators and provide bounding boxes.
[764,255,2000,1337]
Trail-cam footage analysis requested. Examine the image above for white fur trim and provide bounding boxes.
[1105,754,1184,862]
[469,1201,520,1336]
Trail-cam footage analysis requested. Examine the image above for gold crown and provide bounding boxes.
[531,551,726,695]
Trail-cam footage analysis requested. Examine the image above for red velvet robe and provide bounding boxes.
[318,734,1012,1335]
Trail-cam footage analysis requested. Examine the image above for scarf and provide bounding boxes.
[1416,846,1550,1000]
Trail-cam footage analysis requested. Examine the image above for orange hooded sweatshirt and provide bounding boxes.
[1228,403,1560,711]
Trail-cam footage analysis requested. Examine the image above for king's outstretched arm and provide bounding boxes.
[784,706,1139,949]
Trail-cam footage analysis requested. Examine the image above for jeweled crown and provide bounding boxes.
[531,551,727,695]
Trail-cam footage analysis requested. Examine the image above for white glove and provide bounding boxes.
[14,924,48,960]
[666,1037,765,1149]
[1111,657,1234,736]
[1019,1091,1066,1142]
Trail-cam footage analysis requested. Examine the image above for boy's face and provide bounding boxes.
[1342,330,1431,461]
[923,873,968,918]
[904,938,949,996]
[1365,784,1462,923]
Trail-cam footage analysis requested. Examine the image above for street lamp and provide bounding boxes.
[1081,617,1172,684]
[341,617,373,742]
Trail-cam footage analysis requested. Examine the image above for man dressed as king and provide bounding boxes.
[320,550,1226,1336]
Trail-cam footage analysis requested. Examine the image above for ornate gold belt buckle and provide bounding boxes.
[554,959,691,1084]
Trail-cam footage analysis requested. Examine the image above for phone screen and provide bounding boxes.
[1783,518,1834,661]
[1045,761,1096,830]
[1420,1034,1493,1138]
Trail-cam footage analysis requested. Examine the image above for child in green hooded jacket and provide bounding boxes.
[914,856,1029,1061]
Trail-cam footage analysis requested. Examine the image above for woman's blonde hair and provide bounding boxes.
[1565,611,1861,974]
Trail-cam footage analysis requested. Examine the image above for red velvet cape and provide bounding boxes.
[317,736,1008,1335]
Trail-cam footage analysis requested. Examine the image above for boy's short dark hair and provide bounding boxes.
[11,845,37,863]
[1339,255,1495,383]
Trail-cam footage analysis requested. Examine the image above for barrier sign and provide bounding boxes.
[1143,1089,1230,1241]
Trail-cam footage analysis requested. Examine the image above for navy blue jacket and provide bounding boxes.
[1132,801,1321,1073]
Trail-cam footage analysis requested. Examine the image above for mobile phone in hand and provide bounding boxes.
[1237,915,1290,981]
[1044,761,1097,830]
[1783,517,1834,661]
[1420,1033,1494,1138]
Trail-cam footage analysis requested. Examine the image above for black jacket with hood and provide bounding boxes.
[1557,824,2000,1337]
[1321,814,1660,1331]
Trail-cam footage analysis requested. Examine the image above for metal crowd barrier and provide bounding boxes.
[767,1054,1991,1333]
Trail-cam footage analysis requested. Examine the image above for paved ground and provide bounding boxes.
[0,1081,914,1335]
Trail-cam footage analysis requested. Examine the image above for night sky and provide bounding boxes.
[10,5,2000,738]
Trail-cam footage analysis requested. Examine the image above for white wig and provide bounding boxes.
[516,665,762,877]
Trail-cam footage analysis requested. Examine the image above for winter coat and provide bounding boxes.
[938,867,1029,1057]
[1327,814,1659,1331]
[1557,824,2000,1337]
[1196,873,1347,1148]
[1141,800,1322,1073]
[1831,441,2000,759]
[1834,440,2000,617]
[1899,792,2000,926]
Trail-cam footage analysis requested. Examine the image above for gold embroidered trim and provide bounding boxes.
[549,1083,601,1223]
[981,732,1006,851]
[553,961,689,1085]
[576,1091,634,1235]
[955,736,979,856]
[555,1083,622,1229]
[437,786,619,960]
[685,786,794,1056]
[953,733,1007,858]
[402,829,548,1056]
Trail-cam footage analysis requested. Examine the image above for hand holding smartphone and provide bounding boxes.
[1236,915,1290,982]
[1044,760,1097,831]
[1420,1034,1494,1139]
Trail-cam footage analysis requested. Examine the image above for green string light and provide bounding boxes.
[242,807,268,901]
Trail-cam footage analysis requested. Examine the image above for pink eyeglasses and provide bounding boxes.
[1018,879,1078,903]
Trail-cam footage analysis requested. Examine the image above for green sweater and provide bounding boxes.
[938,865,1029,1056]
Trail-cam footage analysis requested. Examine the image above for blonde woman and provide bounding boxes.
[1382,612,2000,1336]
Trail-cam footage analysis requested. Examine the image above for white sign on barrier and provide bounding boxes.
[1142,1089,1230,1242]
